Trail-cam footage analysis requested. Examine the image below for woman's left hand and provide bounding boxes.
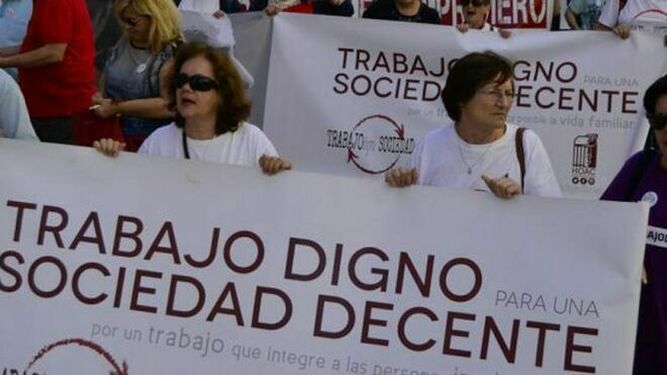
[498,29,512,39]
[482,174,521,199]
[265,4,281,16]
[259,155,292,175]
[213,10,225,18]
[94,98,119,119]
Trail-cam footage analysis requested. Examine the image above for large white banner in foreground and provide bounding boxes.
[262,14,667,199]
[0,140,648,374]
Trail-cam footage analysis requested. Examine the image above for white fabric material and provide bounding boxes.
[409,123,561,198]
[0,139,648,374]
[0,68,38,140]
[598,0,667,30]
[179,9,255,88]
[139,122,278,166]
[178,0,219,13]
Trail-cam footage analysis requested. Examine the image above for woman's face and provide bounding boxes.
[176,56,222,123]
[654,95,667,161]
[459,78,514,131]
[120,7,150,45]
[462,0,490,28]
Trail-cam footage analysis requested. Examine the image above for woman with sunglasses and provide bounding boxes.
[95,42,291,175]
[91,0,184,151]
[456,0,511,38]
[601,75,667,375]
[385,51,560,199]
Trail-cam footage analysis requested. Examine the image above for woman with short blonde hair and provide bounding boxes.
[91,0,185,151]
[114,0,183,54]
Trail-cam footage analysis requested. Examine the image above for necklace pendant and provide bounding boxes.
[467,167,472,174]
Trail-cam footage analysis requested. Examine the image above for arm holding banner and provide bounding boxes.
[258,154,293,174]
[481,174,521,198]
[384,167,419,187]
[94,138,127,157]
[594,0,631,39]
[565,7,581,29]
[94,137,292,175]
[457,0,511,38]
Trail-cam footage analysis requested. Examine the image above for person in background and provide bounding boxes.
[95,42,291,175]
[250,0,300,15]
[0,0,32,80]
[92,0,184,151]
[87,0,123,71]
[253,0,354,16]
[456,0,511,37]
[550,0,561,30]
[362,0,441,24]
[0,68,38,140]
[385,51,561,199]
[566,0,607,30]
[0,0,96,144]
[175,0,245,17]
[595,0,667,38]
[601,74,667,375]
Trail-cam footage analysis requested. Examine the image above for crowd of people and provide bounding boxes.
[0,0,666,373]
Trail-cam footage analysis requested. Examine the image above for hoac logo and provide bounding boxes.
[571,133,598,185]
[326,114,416,174]
[23,338,129,375]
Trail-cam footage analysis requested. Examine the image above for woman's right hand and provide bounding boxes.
[93,138,126,157]
[456,23,470,33]
[384,167,418,187]
[613,24,631,39]
[482,174,521,199]
[265,4,281,15]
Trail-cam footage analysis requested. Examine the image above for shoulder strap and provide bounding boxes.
[146,44,176,96]
[515,127,526,193]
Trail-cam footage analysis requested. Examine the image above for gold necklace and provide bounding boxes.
[456,136,494,175]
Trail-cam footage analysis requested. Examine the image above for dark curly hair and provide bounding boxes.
[441,51,513,122]
[167,42,251,135]
[644,74,667,116]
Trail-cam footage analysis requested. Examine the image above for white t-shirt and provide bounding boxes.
[598,0,667,32]
[178,0,219,13]
[139,122,278,166]
[408,123,561,198]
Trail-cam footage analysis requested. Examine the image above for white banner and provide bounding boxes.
[0,140,648,374]
[261,14,667,199]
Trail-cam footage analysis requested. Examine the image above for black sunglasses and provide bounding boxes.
[648,112,667,131]
[461,0,489,6]
[173,73,219,92]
